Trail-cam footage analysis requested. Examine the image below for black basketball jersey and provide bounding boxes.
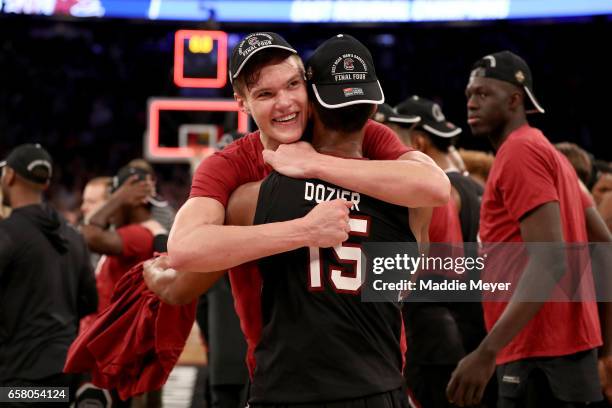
[447,171,483,243]
[250,171,415,404]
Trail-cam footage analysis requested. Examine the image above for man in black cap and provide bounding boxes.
[0,144,97,404]
[230,33,431,408]
[447,51,612,407]
[388,96,490,408]
[394,95,483,249]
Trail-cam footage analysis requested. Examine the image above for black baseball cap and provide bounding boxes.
[306,34,384,109]
[111,166,167,208]
[0,143,53,184]
[470,50,545,114]
[395,96,462,138]
[229,32,297,84]
[373,103,420,126]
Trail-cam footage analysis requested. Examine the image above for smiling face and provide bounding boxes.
[235,55,309,150]
[465,75,518,138]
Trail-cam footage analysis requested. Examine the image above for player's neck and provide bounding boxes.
[429,150,454,172]
[259,132,280,151]
[6,188,42,209]
[490,115,528,151]
[312,123,364,159]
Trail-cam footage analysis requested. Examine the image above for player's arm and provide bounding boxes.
[145,182,262,304]
[447,201,566,407]
[263,141,450,208]
[168,195,351,274]
[408,207,431,248]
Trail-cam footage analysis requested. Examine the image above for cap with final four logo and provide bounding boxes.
[306,34,384,109]
[229,32,297,84]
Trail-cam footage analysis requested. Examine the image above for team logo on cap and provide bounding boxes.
[343,58,355,71]
[515,70,525,83]
[432,104,445,122]
[331,53,368,82]
[238,33,272,56]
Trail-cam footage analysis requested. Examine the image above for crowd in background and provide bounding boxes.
[1,15,611,224]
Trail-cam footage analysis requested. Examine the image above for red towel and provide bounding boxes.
[64,260,197,400]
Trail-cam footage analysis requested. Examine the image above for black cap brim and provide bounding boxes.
[230,45,297,83]
[387,115,420,125]
[421,121,462,138]
[311,80,384,109]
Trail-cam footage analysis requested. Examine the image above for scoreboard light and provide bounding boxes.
[174,30,228,88]
[146,98,249,162]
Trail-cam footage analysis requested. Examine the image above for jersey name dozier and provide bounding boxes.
[304,181,361,211]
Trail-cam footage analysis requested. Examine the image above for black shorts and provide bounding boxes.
[497,348,602,408]
[248,388,410,408]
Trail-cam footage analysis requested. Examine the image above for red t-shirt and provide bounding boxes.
[190,119,413,375]
[429,199,463,244]
[479,124,602,364]
[97,224,155,312]
[65,261,196,400]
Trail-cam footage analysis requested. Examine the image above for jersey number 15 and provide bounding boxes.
[308,215,370,294]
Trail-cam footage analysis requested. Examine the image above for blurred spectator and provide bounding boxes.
[0,144,97,404]
[555,142,592,186]
[81,176,111,223]
[80,176,111,271]
[592,170,612,231]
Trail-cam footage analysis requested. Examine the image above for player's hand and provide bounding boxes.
[446,347,496,407]
[262,141,319,179]
[143,255,177,297]
[600,355,612,403]
[114,175,154,206]
[302,199,352,248]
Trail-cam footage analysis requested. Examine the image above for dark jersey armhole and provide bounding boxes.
[253,172,280,226]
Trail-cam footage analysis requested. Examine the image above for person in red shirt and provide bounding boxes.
[163,32,449,278]
[377,98,491,408]
[447,51,612,408]
[81,166,167,314]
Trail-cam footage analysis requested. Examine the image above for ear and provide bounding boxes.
[369,105,377,117]
[508,90,523,111]
[4,167,16,186]
[234,92,250,115]
[411,132,427,152]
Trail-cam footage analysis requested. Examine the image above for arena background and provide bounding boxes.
[1,1,610,220]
